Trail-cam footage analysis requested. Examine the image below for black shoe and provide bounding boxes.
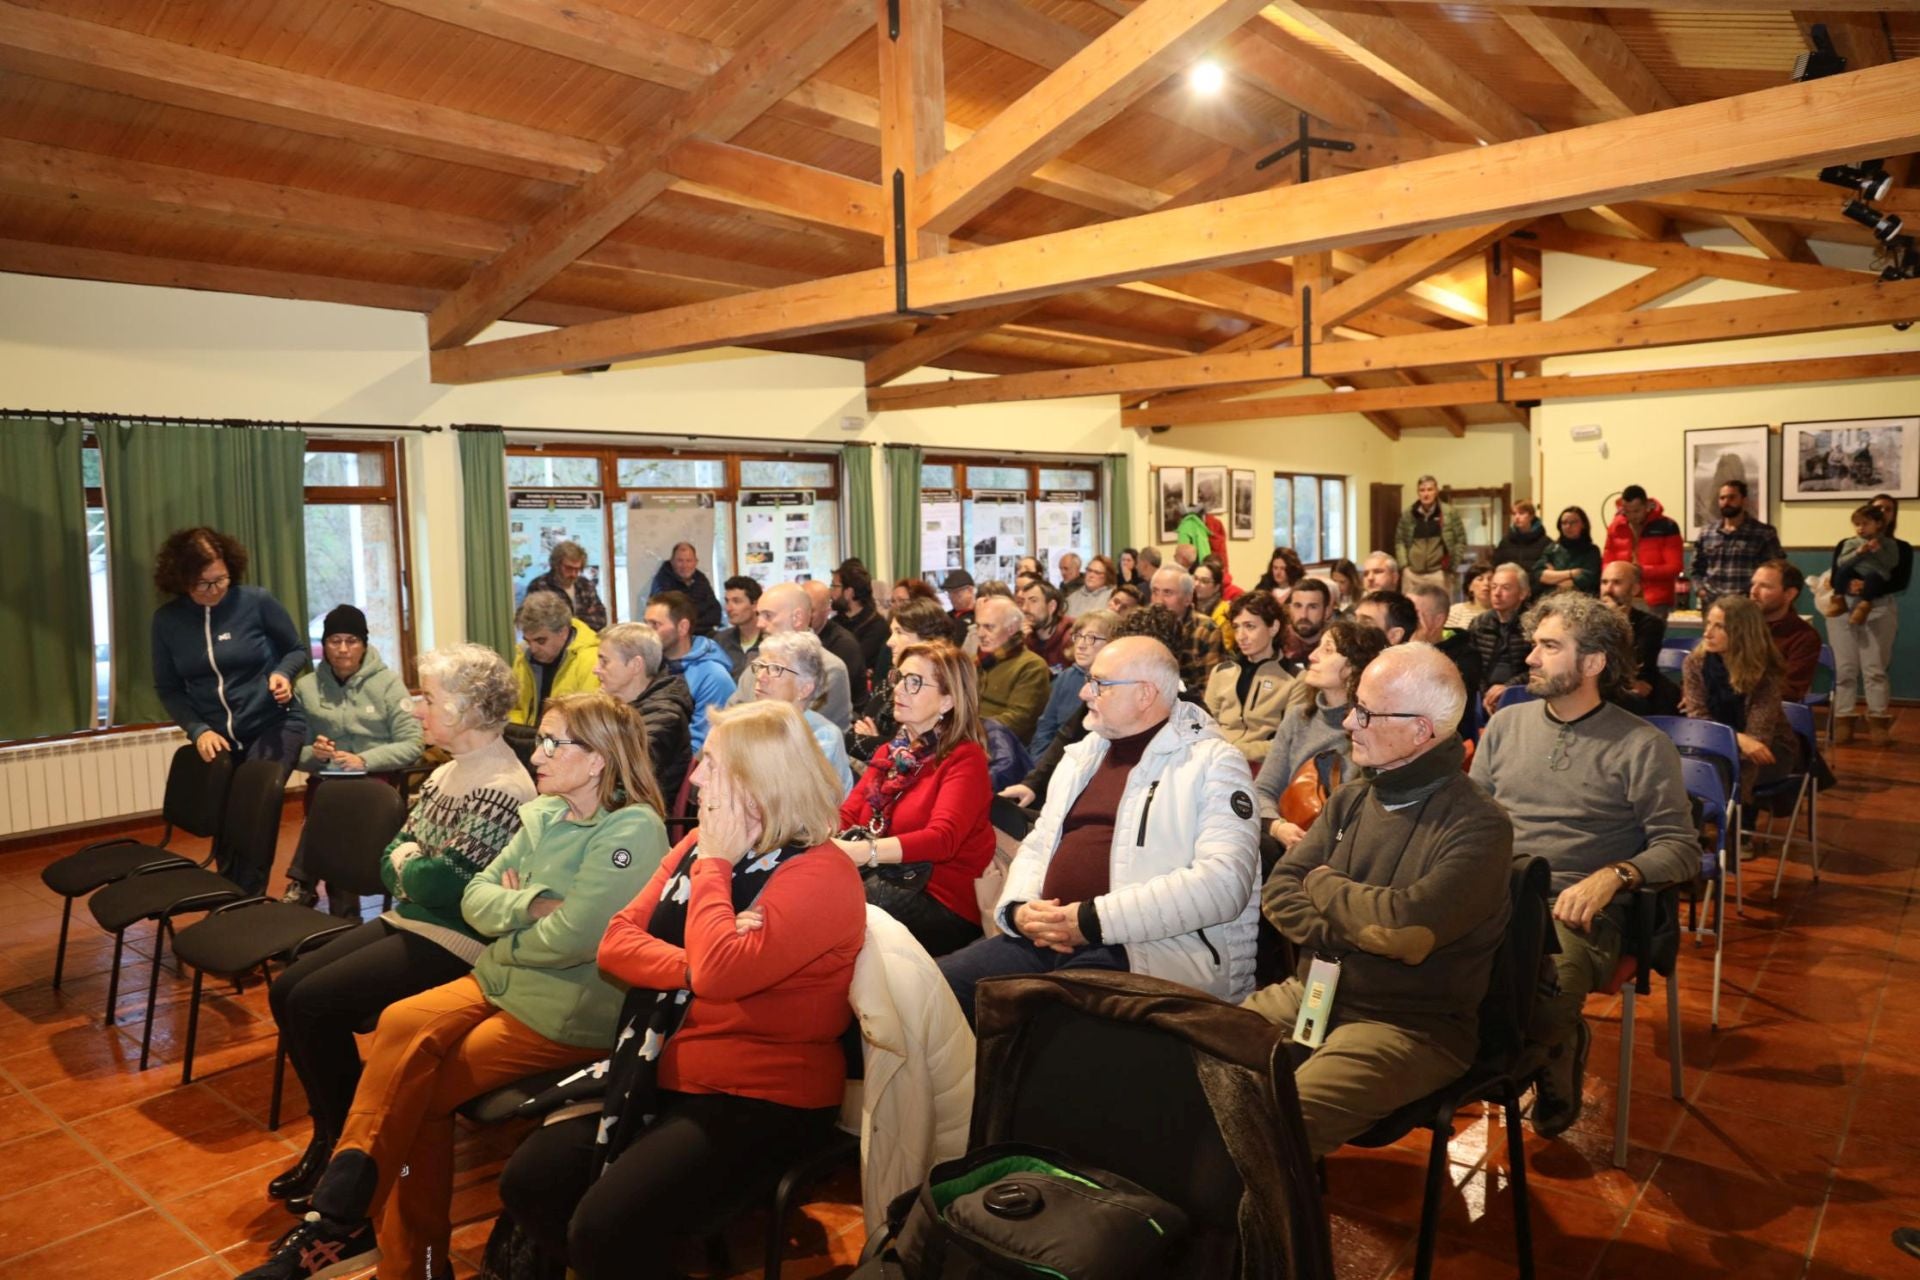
[1531,1019,1591,1139]
[268,1131,333,1202]
[280,882,319,908]
[235,1212,377,1279]
[1895,1226,1920,1259]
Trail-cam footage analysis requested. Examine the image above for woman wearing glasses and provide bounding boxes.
[849,596,953,761]
[1031,610,1117,757]
[150,526,309,774]
[239,691,666,1280]
[263,644,534,1216]
[1254,619,1391,853]
[752,631,853,792]
[834,640,994,957]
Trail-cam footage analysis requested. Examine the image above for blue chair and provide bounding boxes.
[1657,648,1689,675]
[1648,715,1745,1004]
[1802,644,1836,747]
[1494,685,1535,712]
[1759,701,1822,901]
[1661,635,1700,652]
[1677,756,1732,1029]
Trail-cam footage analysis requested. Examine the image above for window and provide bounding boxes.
[1273,471,1349,566]
[303,441,412,678]
[920,457,1100,587]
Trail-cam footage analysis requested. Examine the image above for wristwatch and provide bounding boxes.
[865,838,880,869]
[1611,862,1637,889]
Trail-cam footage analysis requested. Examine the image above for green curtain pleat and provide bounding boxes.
[843,443,876,570]
[1104,453,1133,552]
[0,419,96,739]
[459,428,515,659]
[98,420,309,727]
[884,444,923,585]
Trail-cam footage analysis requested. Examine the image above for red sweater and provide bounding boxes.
[595,835,865,1110]
[839,739,995,921]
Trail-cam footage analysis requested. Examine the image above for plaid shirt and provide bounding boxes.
[1180,611,1225,693]
[1692,518,1783,607]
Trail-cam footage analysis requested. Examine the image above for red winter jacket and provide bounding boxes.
[1601,497,1686,608]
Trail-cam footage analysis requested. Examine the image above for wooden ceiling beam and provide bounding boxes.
[1722,216,1821,264]
[1496,7,1679,119]
[1528,222,1871,289]
[862,277,1920,409]
[1793,11,1895,71]
[881,0,948,262]
[1559,266,1701,319]
[429,58,1920,383]
[1316,223,1522,331]
[664,138,885,237]
[1122,349,1920,427]
[863,301,1042,385]
[425,0,871,348]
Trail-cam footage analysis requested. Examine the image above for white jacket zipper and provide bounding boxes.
[204,605,236,743]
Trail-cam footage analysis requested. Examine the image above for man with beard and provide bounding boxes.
[714,575,763,678]
[1691,479,1782,608]
[1749,559,1821,701]
[1598,560,1677,715]
[1471,592,1696,1138]
[1279,577,1333,670]
[832,561,891,691]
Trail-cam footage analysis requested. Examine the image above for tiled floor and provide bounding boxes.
[0,712,1915,1279]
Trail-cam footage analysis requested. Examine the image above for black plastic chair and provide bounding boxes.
[1313,856,1553,1280]
[169,778,409,1090]
[40,744,233,989]
[84,759,285,1068]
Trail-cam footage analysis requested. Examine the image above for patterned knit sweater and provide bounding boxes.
[379,736,537,962]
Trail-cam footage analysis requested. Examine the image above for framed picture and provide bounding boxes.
[1192,466,1228,515]
[1230,469,1256,539]
[1781,416,1920,501]
[1156,467,1189,541]
[1683,425,1771,536]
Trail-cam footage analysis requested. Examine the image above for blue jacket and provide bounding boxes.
[151,585,309,748]
[1030,666,1088,757]
[670,634,736,751]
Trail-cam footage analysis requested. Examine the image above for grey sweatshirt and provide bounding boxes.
[1255,698,1353,822]
[1469,699,1698,897]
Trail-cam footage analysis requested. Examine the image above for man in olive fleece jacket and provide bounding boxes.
[1246,645,1512,1158]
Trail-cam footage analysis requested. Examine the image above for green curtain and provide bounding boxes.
[0,419,96,739]
[884,444,923,584]
[843,443,876,570]
[459,428,515,659]
[1104,453,1133,552]
[98,419,309,727]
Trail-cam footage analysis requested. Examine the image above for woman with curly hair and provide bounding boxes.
[151,526,310,771]
[1255,619,1391,852]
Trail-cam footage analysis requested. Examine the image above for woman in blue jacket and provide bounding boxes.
[150,526,309,769]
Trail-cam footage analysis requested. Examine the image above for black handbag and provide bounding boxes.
[856,1143,1189,1280]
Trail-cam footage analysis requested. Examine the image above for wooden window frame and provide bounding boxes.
[1272,470,1352,570]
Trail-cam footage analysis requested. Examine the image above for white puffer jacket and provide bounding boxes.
[850,906,974,1233]
[996,699,1262,1002]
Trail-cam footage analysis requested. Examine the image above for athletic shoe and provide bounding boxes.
[235,1212,377,1279]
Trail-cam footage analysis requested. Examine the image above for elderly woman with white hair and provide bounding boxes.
[263,643,536,1215]
[753,630,854,792]
[595,621,694,803]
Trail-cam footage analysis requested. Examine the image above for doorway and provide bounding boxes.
[1369,483,1402,561]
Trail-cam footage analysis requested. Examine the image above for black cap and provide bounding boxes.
[323,604,369,643]
[941,569,974,591]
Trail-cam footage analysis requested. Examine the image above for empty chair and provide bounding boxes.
[1657,647,1690,675]
[40,744,232,988]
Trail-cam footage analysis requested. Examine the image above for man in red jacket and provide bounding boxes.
[1601,485,1685,617]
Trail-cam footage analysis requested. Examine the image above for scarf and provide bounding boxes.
[591,839,813,1174]
[855,729,940,836]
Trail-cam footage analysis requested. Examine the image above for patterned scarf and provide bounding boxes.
[591,839,812,1175]
[856,729,940,837]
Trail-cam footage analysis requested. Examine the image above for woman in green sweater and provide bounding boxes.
[243,690,666,1280]
[1533,505,1602,596]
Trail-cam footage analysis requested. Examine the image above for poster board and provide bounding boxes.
[508,490,604,606]
[921,489,964,582]
[738,489,831,587]
[626,493,716,621]
[970,490,1028,584]
[1034,492,1089,576]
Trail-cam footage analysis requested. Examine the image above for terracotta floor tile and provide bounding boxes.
[4,1208,205,1280]
[1634,1151,1826,1250]
[153,1258,239,1280]
[0,1167,149,1263]
[0,1127,99,1192]
[1592,1209,1809,1280]
[115,1114,298,1204]
[163,1166,302,1255]
[70,1083,251,1162]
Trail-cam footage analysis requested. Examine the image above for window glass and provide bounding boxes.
[1272,479,1293,562]
[507,455,601,487]
[1037,469,1095,491]
[967,466,1028,491]
[740,459,834,488]
[920,464,956,488]
[304,504,404,666]
[82,445,101,490]
[1322,478,1347,562]
[615,499,732,620]
[1293,475,1321,563]
[616,457,726,488]
[305,450,386,487]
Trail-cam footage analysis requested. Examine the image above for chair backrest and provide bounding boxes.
[664,769,697,841]
[222,760,290,882]
[1656,647,1689,675]
[296,779,410,896]
[971,971,1334,1280]
[1678,757,1730,820]
[1646,715,1742,795]
[1781,700,1817,756]
[1494,685,1535,711]
[1474,856,1553,1065]
[160,745,236,839]
[1661,635,1700,652]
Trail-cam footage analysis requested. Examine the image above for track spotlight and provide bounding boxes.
[1844,199,1904,243]
[1821,161,1893,201]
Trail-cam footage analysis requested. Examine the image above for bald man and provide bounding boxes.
[941,636,1262,1022]
[728,581,853,729]
[803,578,870,702]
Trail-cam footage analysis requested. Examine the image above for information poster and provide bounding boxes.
[738,490,834,587]
[508,490,605,607]
[1034,493,1087,578]
[920,490,963,583]
[969,491,1028,585]
[626,492,716,622]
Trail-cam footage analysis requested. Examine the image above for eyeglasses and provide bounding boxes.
[890,672,930,696]
[749,660,797,680]
[1073,632,1112,648]
[1084,676,1146,698]
[1546,723,1575,772]
[537,734,583,756]
[1350,701,1428,730]
[191,575,230,593]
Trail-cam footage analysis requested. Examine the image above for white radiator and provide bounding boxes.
[0,727,188,839]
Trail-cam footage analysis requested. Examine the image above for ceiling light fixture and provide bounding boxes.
[1791,24,1846,83]
[1821,161,1893,202]
[1844,199,1904,243]
[1189,61,1225,96]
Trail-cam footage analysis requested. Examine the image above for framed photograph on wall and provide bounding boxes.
[1683,425,1772,536]
[1230,469,1256,539]
[1782,417,1920,502]
[1156,467,1189,541]
[1192,466,1227,516]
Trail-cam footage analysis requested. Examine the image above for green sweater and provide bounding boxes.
[461,795,667,1048]
[977,645,1052,742]
[1532,541,1601,596]
[294,647,424,774]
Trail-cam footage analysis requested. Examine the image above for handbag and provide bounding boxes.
[856,1143,1189,1280]
[1277,750,1344,829]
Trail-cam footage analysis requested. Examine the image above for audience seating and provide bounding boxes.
[1803,643,1836,747]
[1314,857,1552,1280]
[1494,685,1536,712]
[1677,757,1732,1029]
[1757,700,1822,901]
[1648,717,1744,914]
[1660,636,1700,652]
[168,778,408,1090]
[1595,888,1686,1169]
[82,760,285,1069]
[40,744,233,989]
[1656,647,1689,676]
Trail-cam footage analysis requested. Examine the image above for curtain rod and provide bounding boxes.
[1,408,442,433]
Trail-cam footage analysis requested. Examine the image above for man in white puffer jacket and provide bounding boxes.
[939,637,1261,1022]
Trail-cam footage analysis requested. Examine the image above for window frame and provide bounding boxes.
[919,454,1103,582]
[1271,469,1351,569]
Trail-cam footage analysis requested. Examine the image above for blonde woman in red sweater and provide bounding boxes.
[495,700,865,1280]
[835,640,996,957]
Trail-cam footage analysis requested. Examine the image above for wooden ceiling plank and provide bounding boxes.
[371,0,722,89]
[1220,26,1399,133]
[880,0,949,262]
[0,1,611,184]
[1586,203,1670,241]
[1560,266,1701,319]
[917,0,1270,236]
[425,0,872,348]
[430,58,1920,382]
[1317,222,1521,331]
[1793,11,1895,71]
[859,277,1920,409]
[1496,7,1678,119]
[1529,222,1869,289]
[664,138,885,237]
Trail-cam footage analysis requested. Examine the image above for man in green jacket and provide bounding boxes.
[974,594,1052,741]
[1396,475,1471,598]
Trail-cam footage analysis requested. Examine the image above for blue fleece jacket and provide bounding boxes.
[670,634,736,750]
[151,585,310,748]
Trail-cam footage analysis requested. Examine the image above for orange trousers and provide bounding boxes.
[335,975,602,1280]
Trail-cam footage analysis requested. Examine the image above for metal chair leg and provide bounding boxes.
[1666,970,1685,1099]
[1770,780,1810,900]
[1614,986,1635,1170]
[1503,1090,1535,1280]
[180,968,205,1086]
[52,898,72,990]
[1808,787,1821,883]
[1710,874,1725,1031]
[103,930,125,1027]
[1730,803,1745,917]
[270,1035,288,1131]
[1410,1122,1450,1280]
[138,923,167,1070]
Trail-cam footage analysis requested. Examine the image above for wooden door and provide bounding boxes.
[1369,483,1402,559]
